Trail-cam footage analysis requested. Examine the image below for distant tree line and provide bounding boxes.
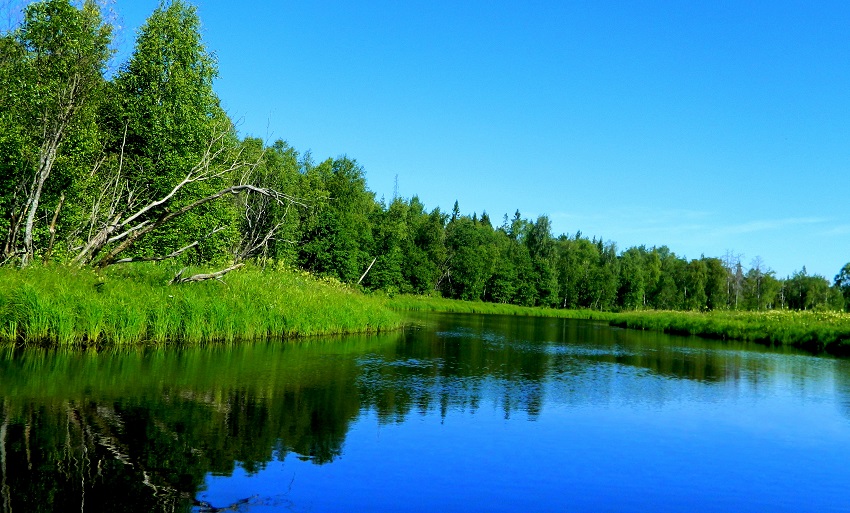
[287,173,847,312]
[1,0,847,312]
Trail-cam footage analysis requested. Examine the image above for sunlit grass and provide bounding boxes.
[5,265,847,355]
[0,263,402,347]
[610,309,850,355]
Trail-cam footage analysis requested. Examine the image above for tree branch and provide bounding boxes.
[95,185,303,268]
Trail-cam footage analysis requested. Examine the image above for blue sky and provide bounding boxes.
[109,0,848,278]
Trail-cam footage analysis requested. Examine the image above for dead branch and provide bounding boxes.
[169,263,244,285]
[95,185,303,268]
[68,128,311,269]
[358,257,377,285]
[235,221,284,262]
[71,131,238,266]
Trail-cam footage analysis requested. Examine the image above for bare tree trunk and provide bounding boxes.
[358,257,377,285]
[2,210,22,263]
[21,76,78,266]
[21,135,61,265]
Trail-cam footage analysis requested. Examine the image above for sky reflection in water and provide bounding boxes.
[1,313,848,512]
[198,313,850,513]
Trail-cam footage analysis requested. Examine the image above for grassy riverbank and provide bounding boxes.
[0,264,402,346]
[611,310,850,355]
[4,267,848,354]
[387,295,850,355]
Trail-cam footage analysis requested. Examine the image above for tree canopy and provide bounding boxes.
[0,0,844,313]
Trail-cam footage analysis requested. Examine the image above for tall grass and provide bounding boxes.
[0,263,402,347]
[610,310,850,355]
[4,266,847,355]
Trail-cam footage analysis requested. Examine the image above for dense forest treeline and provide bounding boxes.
[2,0,848,313]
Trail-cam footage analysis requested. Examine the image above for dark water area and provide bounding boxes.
[1,313,849,512]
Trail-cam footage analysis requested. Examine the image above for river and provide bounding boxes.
[1,312,848,512]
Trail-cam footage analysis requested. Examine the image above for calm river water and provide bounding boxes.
[1,312,849,512]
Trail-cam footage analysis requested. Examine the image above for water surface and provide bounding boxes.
[1,313,848,512]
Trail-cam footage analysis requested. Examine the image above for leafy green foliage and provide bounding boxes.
[834,263,850,311]
[109,0,236,260]
[1,0,112,262]
[0,0,844,350]
[297,157,375,282]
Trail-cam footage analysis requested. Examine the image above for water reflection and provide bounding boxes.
[0,313,847,511]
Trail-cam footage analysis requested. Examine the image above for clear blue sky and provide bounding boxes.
[110,0,848,279]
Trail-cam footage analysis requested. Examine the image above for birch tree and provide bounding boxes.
[1,0,111,265]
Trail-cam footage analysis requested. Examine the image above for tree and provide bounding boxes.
[618,247,646,310]
[649,247,684,310]
[298,157,375,282]
[443,216,494,300]
[835,263,850,311]
[109,0,235,261]
[590,240,619,310]
[526,215,558,306]
[402,198,446,294]
[786,267,839,311]
[2,0,112,265]
[745,256,767,310]
[703,257,728,310]
[450,200,460,222]
[231,138,305,262]
[69,130,300,270]
[554,235,599,309]
[367,197,409,292]
[486,229,517,303]
[721,250,744,310]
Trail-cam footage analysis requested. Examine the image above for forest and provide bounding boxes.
[1,0,848,314]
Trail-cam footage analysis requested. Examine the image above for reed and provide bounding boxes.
[0,264,402,346]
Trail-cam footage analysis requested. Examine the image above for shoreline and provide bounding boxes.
[1,266,848,355]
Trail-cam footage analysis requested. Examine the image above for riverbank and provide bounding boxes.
[3,267,848,354]
[0,264,402,346]
[386,295,850,356]
[610,310,850,355]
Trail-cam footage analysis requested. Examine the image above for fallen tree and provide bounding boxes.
[68,130,307,281]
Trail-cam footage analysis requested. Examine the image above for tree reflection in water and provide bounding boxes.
[0,314,846,512]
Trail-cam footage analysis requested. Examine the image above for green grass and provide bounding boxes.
[0,263,402,346]
[4,267,848,355]
[610,309,850,355]
[387,294,850,355]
